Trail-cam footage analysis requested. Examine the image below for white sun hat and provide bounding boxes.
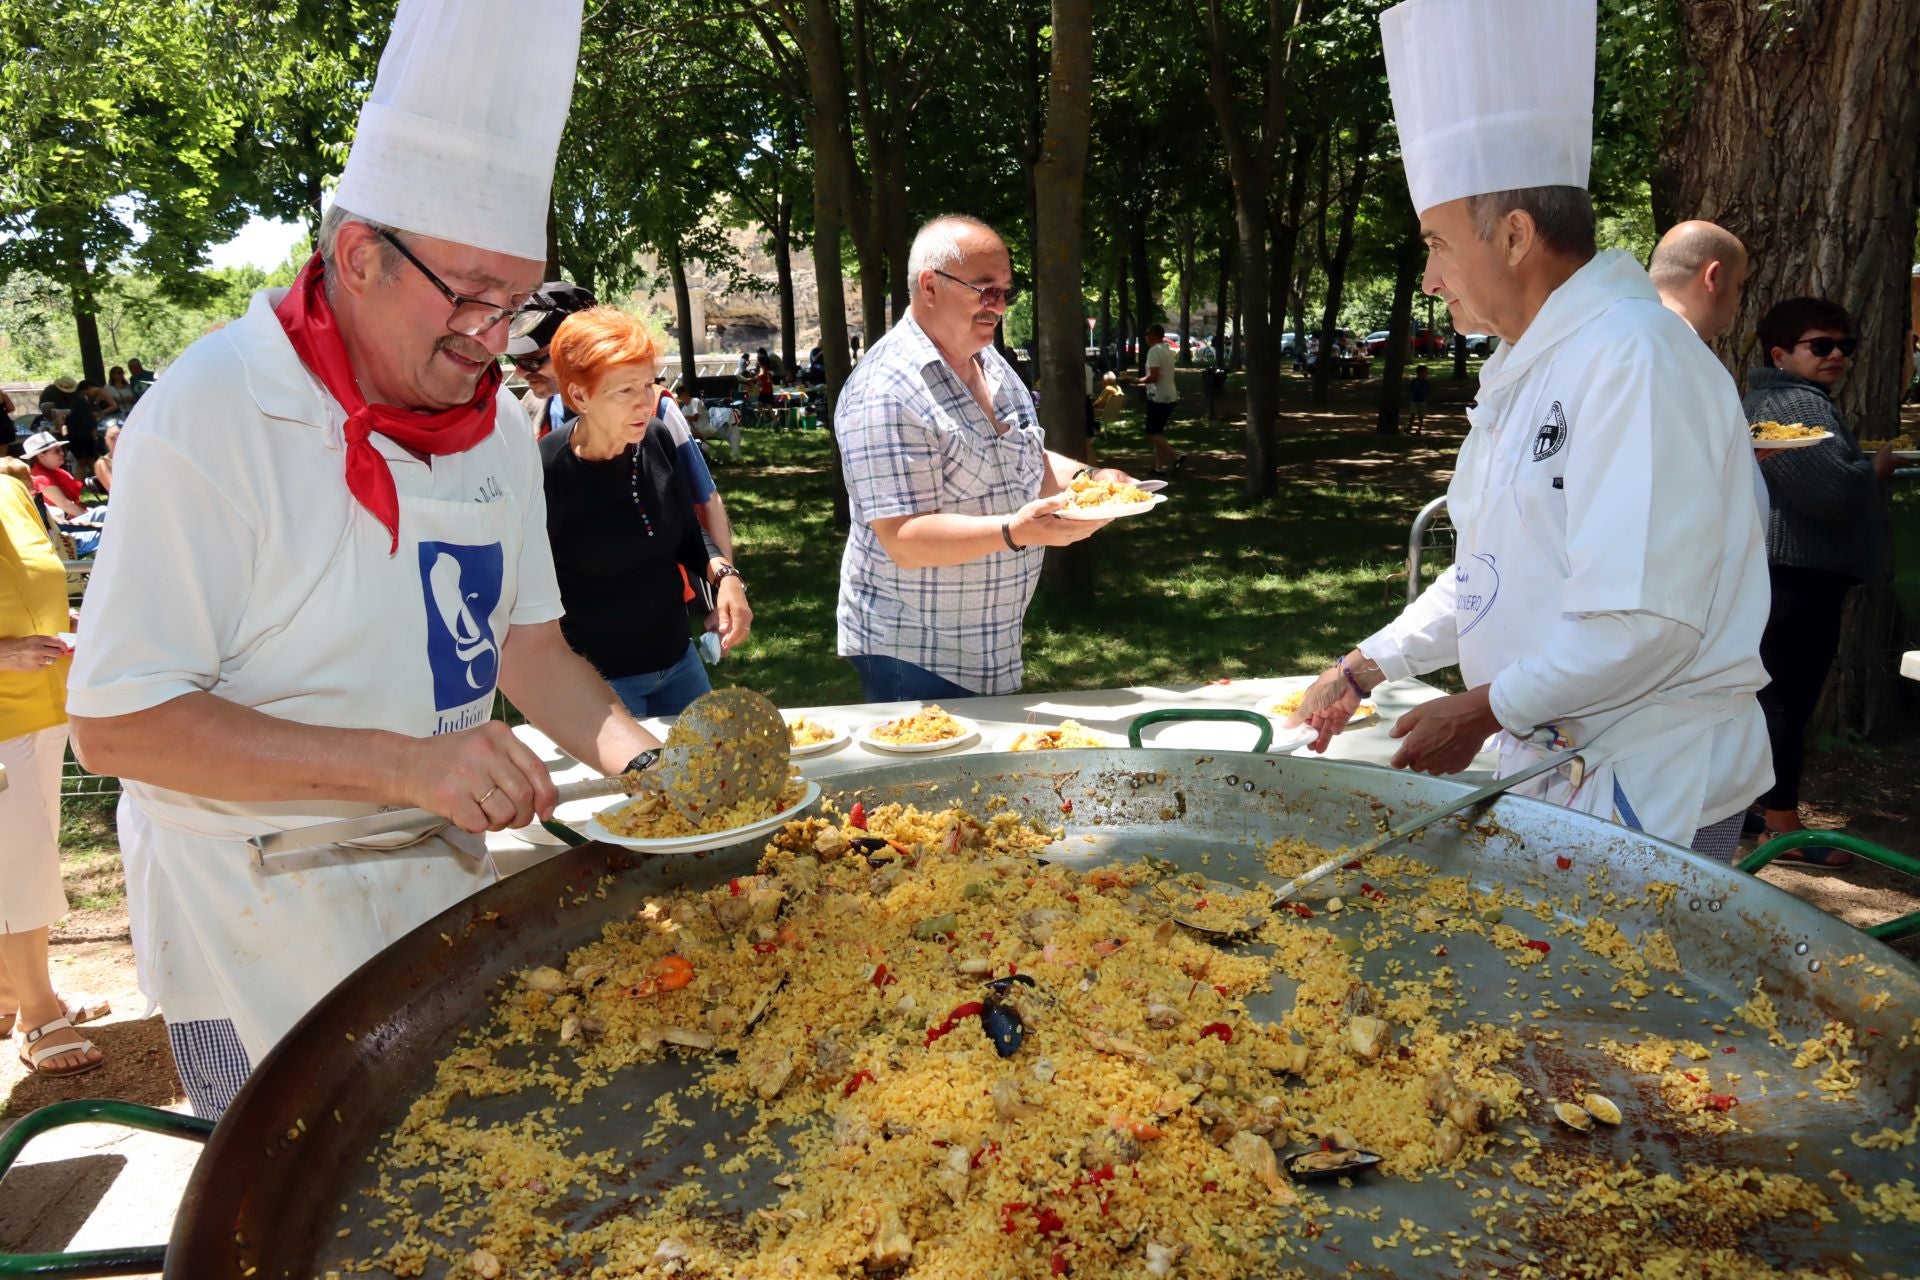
[332,0,583,262]
[1380,0,1595,216]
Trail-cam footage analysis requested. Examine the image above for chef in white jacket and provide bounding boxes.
[1290,0,1771,857]
[66,0,666,1118]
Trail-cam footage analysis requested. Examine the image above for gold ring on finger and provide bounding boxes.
[476,786,498,807]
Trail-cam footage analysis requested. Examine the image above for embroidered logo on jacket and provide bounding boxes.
[1532,402,1569,462]
[419,541,503,726]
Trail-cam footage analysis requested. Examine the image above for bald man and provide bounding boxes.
[1649,220,1749,343]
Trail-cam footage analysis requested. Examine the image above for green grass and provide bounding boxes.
[58,793,123,911]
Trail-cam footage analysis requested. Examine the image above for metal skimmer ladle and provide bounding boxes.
[248,687,791,863]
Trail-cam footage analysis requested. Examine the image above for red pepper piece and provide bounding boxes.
[1343,860,1363,870]
[971,1140,999,1169]
[1061,799,1074,814]
[1721,1045,1736,1054]
[1050,1251,1070,1276]
[751,940,779,955]
[1199,1022,1234,1043]
[925,1001,985,1047]
[1289,902,1314,919]
[1555,855,1574,871]
[870,964,896,989]
[1033,1207,1065,1237]
[1212,983,1228,997]
[1706,1094,1738,1112]
[1201,1180,1218,1193]
[1193,899,1208,910]
[728,877,743,897]
[848,802,867,830]
[1523,939,1551,954]
[842,1069,875,1097]
[999,1202,1029,1234]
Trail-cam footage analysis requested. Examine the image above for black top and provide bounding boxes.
[540,419,721,679]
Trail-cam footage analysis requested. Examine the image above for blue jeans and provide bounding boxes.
[846,654,979,703]
[608,642,711,719]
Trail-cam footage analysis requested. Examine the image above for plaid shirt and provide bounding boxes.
[836,314,1047,693]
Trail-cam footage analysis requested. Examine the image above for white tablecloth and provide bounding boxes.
[1902,651,1920,683]
[486,675,1494,865]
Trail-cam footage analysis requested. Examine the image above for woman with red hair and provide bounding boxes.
[540,308,751,717]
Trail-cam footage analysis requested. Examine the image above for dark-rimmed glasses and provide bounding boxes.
[1792,336,1856,359]
[376,228,533,337]
[510,351,551,374]
[932,268,1018,309]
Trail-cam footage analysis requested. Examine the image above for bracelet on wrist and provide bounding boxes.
[1001,520,1022,552]
[1337,654,1370,700]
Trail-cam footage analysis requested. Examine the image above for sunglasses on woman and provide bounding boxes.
[1793,336,1856,359]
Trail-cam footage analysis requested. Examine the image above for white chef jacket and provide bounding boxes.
[1360,250,1772,845]
[67,288,565,1059]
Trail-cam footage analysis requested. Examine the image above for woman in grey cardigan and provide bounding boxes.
[1743,298,1896,866]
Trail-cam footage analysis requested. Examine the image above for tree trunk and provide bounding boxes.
[72,283,105,386]
[1098,272,1113,357]
[885,138,911,322]
[793,0,859,526]
[1451,330,1468,380]
[1129,218,1152,373]
[1176,216,1194,366]
[1033,0,1096,596]
[1311,128,1375,405]
[1655,0,1920,736]
[774,191,798,378]
[668,240,698,389]
[1215,226,1231,365]
[546,193,562,282]
[1374,225,1423,435]
[1116,247,1132,366]
[1198,0,1303,498]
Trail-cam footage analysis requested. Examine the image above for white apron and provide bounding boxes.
[121,480,522,1062]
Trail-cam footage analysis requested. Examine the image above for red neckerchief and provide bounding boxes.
[273,252,500,553]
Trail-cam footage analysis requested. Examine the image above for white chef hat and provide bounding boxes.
[332,0,583,262]
[1380,0,1595,216]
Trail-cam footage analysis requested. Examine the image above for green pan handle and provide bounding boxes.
[0,1100,215,1278]
[1739,832,1920,943]
[1127,708,1274,753]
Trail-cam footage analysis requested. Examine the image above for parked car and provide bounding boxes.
[1460,333,1497,357]
[1364,330,1392,356]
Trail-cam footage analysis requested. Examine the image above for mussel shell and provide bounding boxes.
[984,973,1038,1000]
[980,1003,1025,1057]
[1282,1147,1384,1182]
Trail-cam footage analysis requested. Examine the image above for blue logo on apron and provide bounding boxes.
[418,541,503,714]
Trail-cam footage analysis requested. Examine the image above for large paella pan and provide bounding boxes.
[51,750,1920,1278]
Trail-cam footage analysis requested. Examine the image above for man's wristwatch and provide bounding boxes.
[712,563,744,589]
[622,749,660,777]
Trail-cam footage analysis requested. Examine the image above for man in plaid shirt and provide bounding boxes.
[836,215,1138,700]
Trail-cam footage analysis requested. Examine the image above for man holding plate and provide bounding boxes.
[65,0,665,1117]
[836,214,1141,702]
[1289,0,1772,859]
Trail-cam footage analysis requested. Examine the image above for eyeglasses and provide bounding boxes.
[511,351,551,374]
[932,268,1018,309]
[376,229,533,337]
[1793,336,1857,359]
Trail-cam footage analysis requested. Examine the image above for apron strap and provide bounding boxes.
[1611,776,1645,832]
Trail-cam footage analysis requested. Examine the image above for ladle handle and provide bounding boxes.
[246,777,628,863]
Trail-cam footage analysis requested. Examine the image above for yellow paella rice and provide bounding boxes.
[334,795,1889,1280]
[1064,472,1152,509]
[868,705,969,744]
[1750,420,1827,441]
[1263,688,1374,722]
[599,776,808,840]
[1004,720,1114,751]
[786,716,837,747]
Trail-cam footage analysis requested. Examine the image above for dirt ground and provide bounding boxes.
[3,373,1914,1115]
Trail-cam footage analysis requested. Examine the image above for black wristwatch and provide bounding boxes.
[622,749,660,776]
[1071,465,1096,482]
[712,563,744,589]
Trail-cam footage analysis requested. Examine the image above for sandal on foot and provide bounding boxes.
[58,992,111,1026]
[19,1016,103,1078]
[1766,841,1853,869]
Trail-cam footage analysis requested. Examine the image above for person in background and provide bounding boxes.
[1649,221,1749,344]
[1741,298,1895,866]
[80,380,116,420]
[1130,323,1183,475]
[91,423,122,495]
[755,346,782,383]
[805,347,825,385]
[0,456,109,1077]
[540,308,751,717]
[1,388,15,455]
[680,385,740,461]
[507,281,595,439]
[1092,371,1125,426]
[104,367,137,416]
[754,356,776,407]
[835,214,1132,701]
[36,377,92,457]
[20,434,93,521]
[1407,364,1431,432]
[124,358,155,398]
